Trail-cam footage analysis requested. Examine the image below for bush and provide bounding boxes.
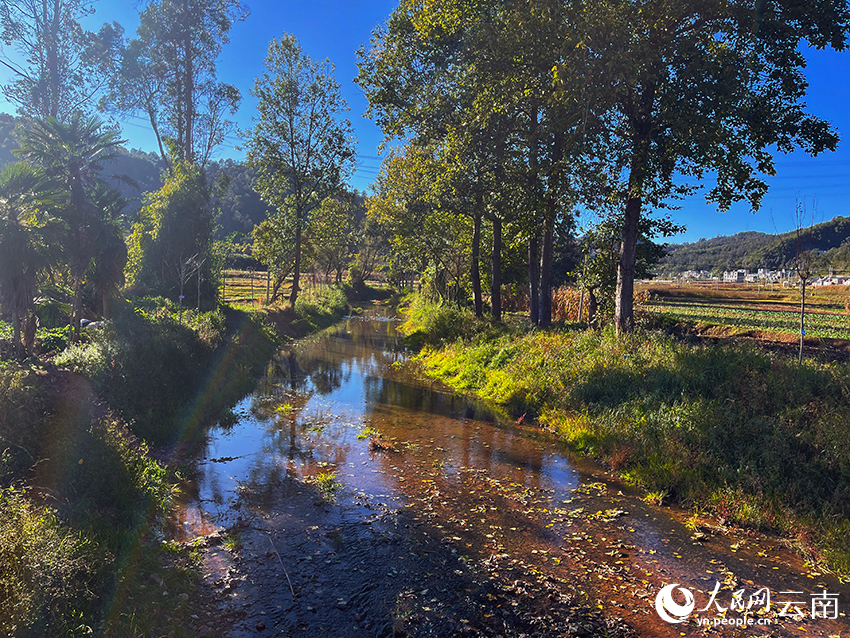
[403,297,477,346]
[0,489,101,637]
[0,365,48,484]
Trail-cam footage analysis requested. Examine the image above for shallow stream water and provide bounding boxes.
[174,309,850,637]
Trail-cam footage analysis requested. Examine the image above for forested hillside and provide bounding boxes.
[660,216,850,273]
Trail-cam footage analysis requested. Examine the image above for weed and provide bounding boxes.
[307,472,342,502]
[223,531,243,552]
[643,491,668,506]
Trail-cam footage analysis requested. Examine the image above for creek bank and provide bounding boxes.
[406,304,850,577]
[180,311,850,637]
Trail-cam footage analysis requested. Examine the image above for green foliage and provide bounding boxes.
[55,309,212,444]
[0,489,100,637]
[403,297,479,346]
[126,159,218,306]
[417,326,850,573]
[292,286,349,333]
[0,365,48,483]
[55,302,277,445]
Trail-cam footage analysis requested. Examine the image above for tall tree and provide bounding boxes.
[102,0,247,168]
[309,195,356,284]
[16,114,126,341]
[0,0,120,119]
[0,162,60,356]
[555,0,850,333]
[245,34,355,308]
[125,158,217,305]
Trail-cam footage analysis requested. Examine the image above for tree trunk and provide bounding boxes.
[615,194,640,334]
[491,215,502,322]
[615,84,654,335]
[71,279,83,343]
[538,210,555,327]
[587,287,599,326]
[11,311,23,358]
[290,218,303,308]
[471,209,482,318]
[528,231,540,326]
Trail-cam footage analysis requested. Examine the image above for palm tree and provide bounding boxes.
[16,114,127,341]
[0,163,60,357]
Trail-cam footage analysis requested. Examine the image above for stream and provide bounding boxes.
[175,308,850,637]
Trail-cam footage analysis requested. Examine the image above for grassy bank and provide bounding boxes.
[0,297,286,636]
[406,300,850,575]
[0,282,359,635]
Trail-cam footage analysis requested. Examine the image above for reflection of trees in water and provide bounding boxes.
[361,375,498,424]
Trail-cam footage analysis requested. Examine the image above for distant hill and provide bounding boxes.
[659,216,850,274]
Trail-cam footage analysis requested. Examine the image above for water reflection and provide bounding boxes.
[172,309,580,537]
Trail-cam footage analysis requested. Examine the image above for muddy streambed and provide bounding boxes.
[174,310,850,637]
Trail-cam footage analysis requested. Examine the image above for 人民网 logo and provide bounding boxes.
[655,583,696,623]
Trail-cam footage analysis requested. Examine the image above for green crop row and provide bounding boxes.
[647,301,850,340]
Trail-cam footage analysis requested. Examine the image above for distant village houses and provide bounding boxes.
[721,269,792,283]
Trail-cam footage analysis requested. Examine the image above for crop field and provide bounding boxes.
[643,282,850,341]
[221,269,275,305]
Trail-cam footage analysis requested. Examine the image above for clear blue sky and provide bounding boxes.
[1,0,848,244]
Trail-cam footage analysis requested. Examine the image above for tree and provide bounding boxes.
[0,0,121,120]
[245,34,355,308]
[87,182,128,318]
[554,0,850,333]
[251,210,295,304]
[126,158,217,305]
[309,195,356,284]
[16,114,126,341]
[102,0,248,167]
[0,162,59,356]
[370,145,472,305]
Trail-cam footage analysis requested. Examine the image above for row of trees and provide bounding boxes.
[0,0,364,352]
[356,0,850,332]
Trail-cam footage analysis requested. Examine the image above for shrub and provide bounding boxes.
[0,488,101,637]
[403,297,476,345]
[0,365,48,483]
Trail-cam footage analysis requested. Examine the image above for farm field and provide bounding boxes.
[642,281,850,341]
[221,268,273,305]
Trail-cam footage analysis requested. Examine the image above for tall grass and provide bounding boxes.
[292,285,349,333]
[416,323,850,574]
[54,303,277,445]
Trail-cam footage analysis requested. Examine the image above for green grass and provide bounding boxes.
[408,304,850,575]
[54,302,278,445]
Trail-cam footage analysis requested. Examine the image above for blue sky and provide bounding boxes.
[1,0,848,244]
